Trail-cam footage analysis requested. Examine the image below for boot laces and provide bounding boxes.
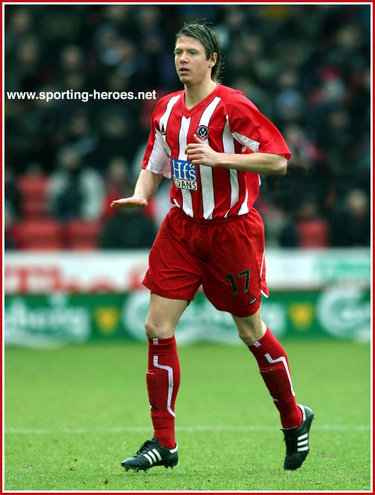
[136,440,153,455]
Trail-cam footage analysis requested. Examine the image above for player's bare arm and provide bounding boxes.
[185,134,287,175]
[110,169,164,208]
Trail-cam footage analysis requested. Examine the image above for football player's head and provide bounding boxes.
[175,20,222,82]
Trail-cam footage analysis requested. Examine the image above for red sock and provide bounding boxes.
[146,336,180,449]
[249,327,302,429]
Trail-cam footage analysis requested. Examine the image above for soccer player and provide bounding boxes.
[111,21,314,472]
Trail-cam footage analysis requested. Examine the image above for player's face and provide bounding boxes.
[174,36,216,87]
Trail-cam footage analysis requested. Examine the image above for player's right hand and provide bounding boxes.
[110,196,148,208]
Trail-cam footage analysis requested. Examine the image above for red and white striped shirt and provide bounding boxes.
[142,84,291,220]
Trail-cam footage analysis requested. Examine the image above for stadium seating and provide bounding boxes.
[15,218,63,250]
[296,219,330,248]
[65,219,102,250]
[17,173,49,220]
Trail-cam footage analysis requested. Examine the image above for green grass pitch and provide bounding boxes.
[4,339,371,492]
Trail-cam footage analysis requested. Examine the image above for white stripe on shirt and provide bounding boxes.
[222,114,238,217]
[232,130,259,215]
[146,95,181,177]
[238,188,249,215]
[198,97,221,219]
[159,95,181,137]
[178,116,193,217]
[146,129,171,178]
[232,131,260,152]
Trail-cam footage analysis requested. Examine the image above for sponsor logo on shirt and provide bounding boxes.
[171,158,198,190]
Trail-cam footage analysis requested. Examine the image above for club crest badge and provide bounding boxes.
[196,125,209,140]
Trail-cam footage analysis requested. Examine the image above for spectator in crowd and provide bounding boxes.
[95,111,134,170]
[58,44,87,91]
[48,145,104,221]
[64,110,98,159]
[101,156,133,221]
[4,167,21,249]
[294,196,330,248]
[100,208,157,249]
[99,154,158,249]
[4,167,21,221]
[329,189,370,247]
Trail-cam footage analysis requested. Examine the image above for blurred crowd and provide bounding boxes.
[5,4,370,250]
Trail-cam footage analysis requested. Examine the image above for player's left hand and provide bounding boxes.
[185,134,220,167]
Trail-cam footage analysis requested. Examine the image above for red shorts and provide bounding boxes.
[143,207,269,317]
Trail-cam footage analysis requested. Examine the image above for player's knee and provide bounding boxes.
[238,326,258,345]
[236,319,266,346]
[144,318,173,339]
[144,319,159,338]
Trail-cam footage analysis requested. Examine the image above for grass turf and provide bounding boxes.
[4,339,371,492]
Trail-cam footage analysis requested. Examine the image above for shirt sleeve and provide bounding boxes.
[227,92,291,160]
[141,103,171,178]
